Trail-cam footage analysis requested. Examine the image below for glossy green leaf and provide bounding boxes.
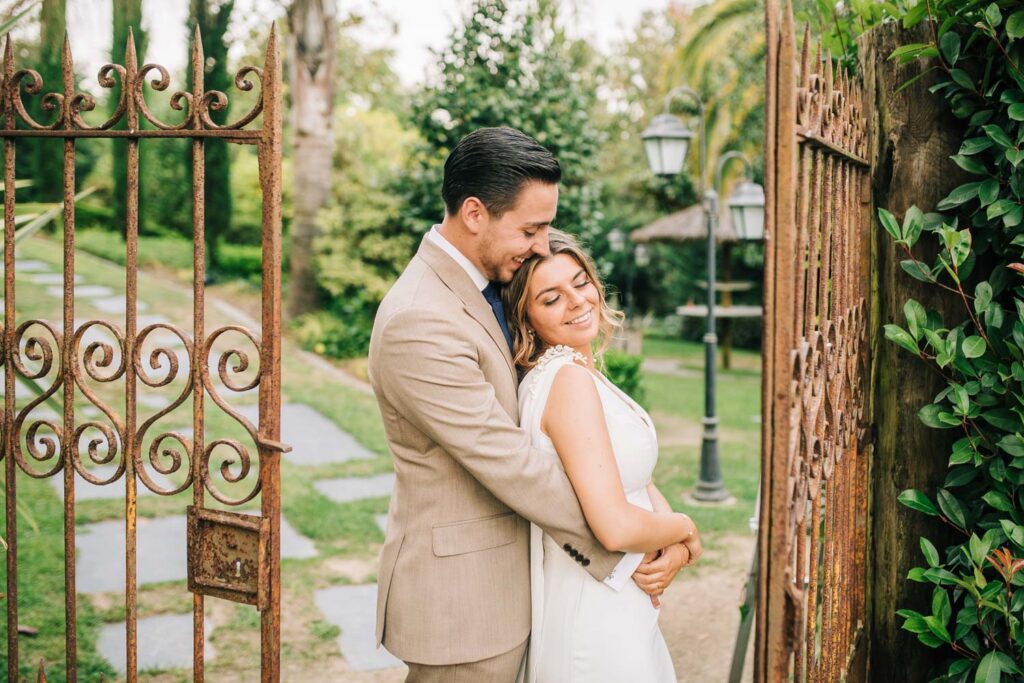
[997,434,1024,457]
[976,650,1002,683]
[879,207,901,240]
[905,299,927,339]
[982,490,1013,512]
[1007,10,1024,39]
[961,137,994,155]
[937,488,968,528]
[940,30,960,64]
[984,124,1014,149]
[885,324,920,354]
[898,489,939,516]
[963,335,987,358]
[975,281,993,314]
[937,182,982,210]
[921,537,940,567]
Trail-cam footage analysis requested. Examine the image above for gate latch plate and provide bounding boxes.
[187,505,269,610]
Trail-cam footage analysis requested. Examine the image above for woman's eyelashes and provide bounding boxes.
[543,279,591,306]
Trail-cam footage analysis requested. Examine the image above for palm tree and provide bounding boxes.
[660,0,765,186]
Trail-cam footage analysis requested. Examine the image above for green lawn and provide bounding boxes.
[641,335,762,548]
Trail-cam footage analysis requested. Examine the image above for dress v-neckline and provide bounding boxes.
[591,369,655,431]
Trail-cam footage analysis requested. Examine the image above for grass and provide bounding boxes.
[640,334,762,553]
[3,234,764,679]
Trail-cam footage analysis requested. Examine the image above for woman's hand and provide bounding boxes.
[682,521,703,566]
[632,542,691,608]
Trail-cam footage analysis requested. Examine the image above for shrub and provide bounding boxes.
[289,309,373,361]
[602,349,646,408]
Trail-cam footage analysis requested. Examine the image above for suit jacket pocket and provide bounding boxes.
[431,511,518,557]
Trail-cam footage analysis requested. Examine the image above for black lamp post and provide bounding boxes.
[641,88,764,503]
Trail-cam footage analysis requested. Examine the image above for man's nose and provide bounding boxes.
[532,229,550,256]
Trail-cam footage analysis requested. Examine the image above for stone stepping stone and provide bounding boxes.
[77,514,317,594]
[30,273,81,284]
[13,259,49,272]
[375,514,388,535]
[46,284,115,299]
[240,403,375,466]
[314,474,395,505]
[98,613,213,675]
[128,315,184,348]
[313,584,404,672]
[47,464,174,501]
[92,296,148,315]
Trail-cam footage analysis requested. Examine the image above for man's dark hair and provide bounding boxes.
[441,127,561,218]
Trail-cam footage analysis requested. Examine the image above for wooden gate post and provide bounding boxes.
[861,21,968,681]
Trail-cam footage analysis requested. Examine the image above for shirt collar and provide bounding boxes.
[428,225,490,292]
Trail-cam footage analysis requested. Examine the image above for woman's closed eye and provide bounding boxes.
[543,279,591,306]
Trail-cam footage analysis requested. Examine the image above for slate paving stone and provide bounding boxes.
[13,259,49,272]
[91,296,148,314]
[313,584,404,672]
[47,464,174,501]
[77,514,317,594]
[314,474,395,505]
[98,613,213,675]
[30,273,81,284]
[136,315,184,348]
[238,403,375,466]
[46,284,115,299]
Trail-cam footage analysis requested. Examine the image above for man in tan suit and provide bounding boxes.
[368,127,645,681]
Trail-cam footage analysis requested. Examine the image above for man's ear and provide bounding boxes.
[461,197,489,235]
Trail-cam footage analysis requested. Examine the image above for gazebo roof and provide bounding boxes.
[629,203,739,244]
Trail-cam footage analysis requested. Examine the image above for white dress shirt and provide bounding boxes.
[427,225,643,591]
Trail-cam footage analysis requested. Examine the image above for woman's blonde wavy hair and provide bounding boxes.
[502,228,624,372]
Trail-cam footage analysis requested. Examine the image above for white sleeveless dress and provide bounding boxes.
[517,345,677,683]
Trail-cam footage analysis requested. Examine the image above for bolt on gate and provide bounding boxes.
[1,25,287,682]
[758,1,873,681]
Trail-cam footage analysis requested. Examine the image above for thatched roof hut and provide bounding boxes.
[628,203,739,244]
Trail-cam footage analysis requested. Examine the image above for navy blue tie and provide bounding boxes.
[482,282,514,353]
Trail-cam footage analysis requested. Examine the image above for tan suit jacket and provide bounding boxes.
[367,235,623,666]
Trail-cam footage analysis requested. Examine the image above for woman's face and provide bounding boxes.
[526,252,601,350]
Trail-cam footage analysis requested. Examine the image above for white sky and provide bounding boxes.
[58,0,697,91]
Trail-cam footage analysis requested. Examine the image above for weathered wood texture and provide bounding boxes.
[861,21,967,681]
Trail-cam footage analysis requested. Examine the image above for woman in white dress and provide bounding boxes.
[503,229,702,683]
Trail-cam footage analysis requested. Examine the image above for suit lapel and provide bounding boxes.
[416,235,517,379]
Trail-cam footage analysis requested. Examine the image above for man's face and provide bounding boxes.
[476,181,557,283]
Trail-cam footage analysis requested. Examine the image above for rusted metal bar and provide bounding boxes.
[3,33,19,683]
[258,25,283,682]
[124,26,140,683]
[189,25,208,683]
[0,129,261,139]
[756,0,779,674]
[59,31,79,683]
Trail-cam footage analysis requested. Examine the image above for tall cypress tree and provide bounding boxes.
[111,0,145,237]
[21,0,65,202]
[187,0,233,274]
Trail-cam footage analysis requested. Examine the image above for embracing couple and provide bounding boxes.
[367,126,703,682]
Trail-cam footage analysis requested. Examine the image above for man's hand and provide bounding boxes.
[631,543,691,608]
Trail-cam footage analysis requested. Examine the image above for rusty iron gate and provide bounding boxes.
[2,26,286,682]
[757,1,873,680]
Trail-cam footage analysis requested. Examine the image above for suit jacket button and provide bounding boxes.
[570,549,579,558]
[582,558,591,567]
[563,543,572,552]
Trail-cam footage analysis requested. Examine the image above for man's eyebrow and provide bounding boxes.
[522,220,552,228]
[534,269,586,300]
